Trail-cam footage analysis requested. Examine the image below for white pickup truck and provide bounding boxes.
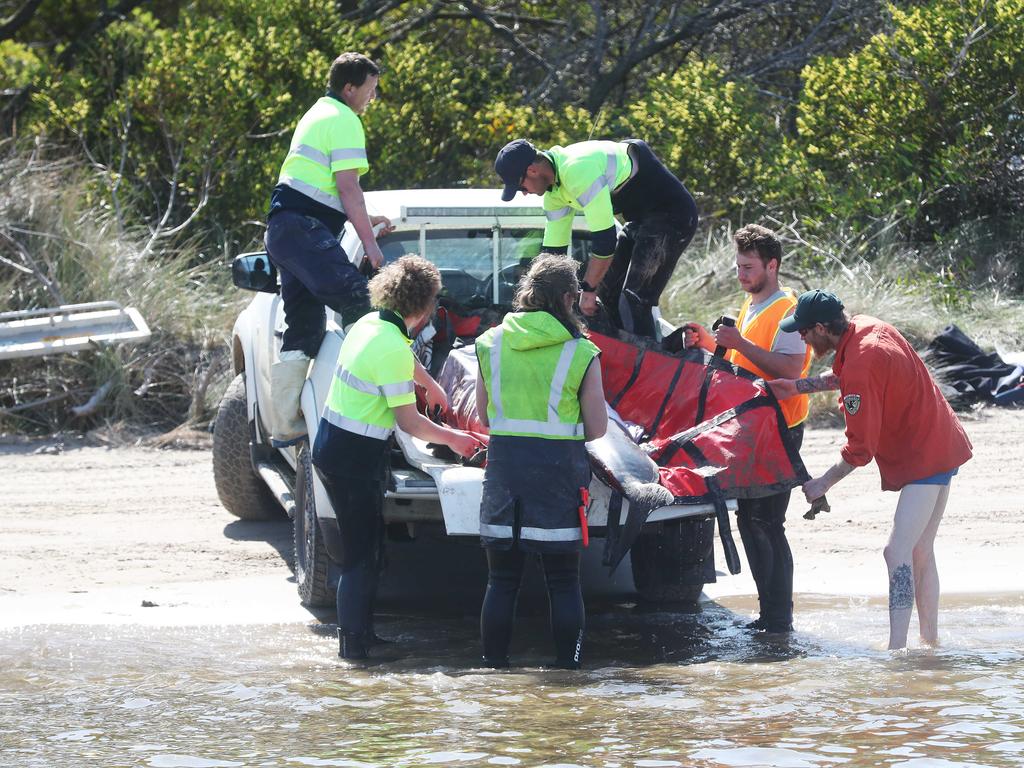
[212,189,728,608]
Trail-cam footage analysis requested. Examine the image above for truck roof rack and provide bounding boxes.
[399,205,584,225]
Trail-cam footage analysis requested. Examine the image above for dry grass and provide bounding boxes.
[0,144,246,437]
[661,218,1024,423]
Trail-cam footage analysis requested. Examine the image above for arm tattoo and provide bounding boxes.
[888,563,914,610]
[795,373,840,394]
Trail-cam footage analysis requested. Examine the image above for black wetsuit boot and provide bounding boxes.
[337,557,373,659]
[543,552,585,669]
[338,630,368,660]
[481,548,523,667]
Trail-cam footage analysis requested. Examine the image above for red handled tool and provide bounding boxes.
[578,487,590,548]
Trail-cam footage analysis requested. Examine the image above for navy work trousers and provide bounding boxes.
[264,210,371,358]
[315,467,386,638]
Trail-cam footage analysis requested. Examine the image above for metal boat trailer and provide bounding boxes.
[0,301,151,360]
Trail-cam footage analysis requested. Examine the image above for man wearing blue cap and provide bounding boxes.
[769,290,973,649]
[494,138,698,337]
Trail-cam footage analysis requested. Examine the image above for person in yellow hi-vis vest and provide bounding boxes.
[493,138,698,338]
[265,53,415,447]
[475,254,608,669]
[683,224,812,633]
[312,255,480,661]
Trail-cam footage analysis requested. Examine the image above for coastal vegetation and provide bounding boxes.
[1,0,1021,432]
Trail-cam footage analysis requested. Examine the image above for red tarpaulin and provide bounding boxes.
[589,331,807,502]
[437,327,807,503]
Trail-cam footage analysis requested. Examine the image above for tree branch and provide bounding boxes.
[0,0,43,41]
[458,0,555,76]
[0,227,65,304]
[2,0,148,134]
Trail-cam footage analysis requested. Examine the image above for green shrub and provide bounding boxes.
[797,0,1024,234]
[29,1,345,255]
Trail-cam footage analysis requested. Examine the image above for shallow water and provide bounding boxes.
[2,591,1022,767]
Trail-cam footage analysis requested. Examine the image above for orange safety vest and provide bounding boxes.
[727,289,812,427]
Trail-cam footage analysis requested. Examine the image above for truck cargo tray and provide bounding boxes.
[0,301,151,360]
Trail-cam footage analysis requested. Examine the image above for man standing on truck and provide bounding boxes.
[493,138,698,338]
[682,224,812,633]
[767,290,973,649]
[263,52,395,446]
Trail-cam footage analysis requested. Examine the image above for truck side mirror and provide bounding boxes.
[231,252,279,294]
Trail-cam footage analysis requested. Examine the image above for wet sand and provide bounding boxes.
[3,409,1023,767]
[0,407,1021,627]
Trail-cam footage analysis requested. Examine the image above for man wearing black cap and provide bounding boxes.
[494,138,698,337]
[769,290,973,649]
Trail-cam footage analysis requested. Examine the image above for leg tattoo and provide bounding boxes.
[889,563,914,611]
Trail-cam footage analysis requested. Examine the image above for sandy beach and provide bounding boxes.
[1,406,1020,627]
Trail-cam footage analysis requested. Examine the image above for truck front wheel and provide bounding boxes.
[294,442,333,608]
[212,373,280,521]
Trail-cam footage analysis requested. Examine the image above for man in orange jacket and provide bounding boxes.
[768,290,973,649]
[683,224,811,633]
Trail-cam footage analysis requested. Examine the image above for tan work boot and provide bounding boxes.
[270,354,310,446]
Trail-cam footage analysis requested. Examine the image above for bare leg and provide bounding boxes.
[913,484,949,646]
[883,484,943,650]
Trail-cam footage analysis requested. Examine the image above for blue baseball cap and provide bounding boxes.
[494,139,538,201]
[779,289,845,333]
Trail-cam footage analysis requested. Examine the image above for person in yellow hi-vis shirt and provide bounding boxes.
[475,254,608,669]
[312,255,480,661]
[265,52,410,447]
[683,224,812,633]
[494,138,698,338]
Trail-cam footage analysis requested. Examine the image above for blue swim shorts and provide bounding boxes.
[908,467,959,486]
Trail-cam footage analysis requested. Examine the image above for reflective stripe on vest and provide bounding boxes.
[487,328,584,438]
[336,365,415,398]
[322,408,391,440]
[545,207,572,221]
[575,152,617,208]
[289,144,368,169]
[522,525,583,542]
[279,176,344,213]
[479,522,583,542]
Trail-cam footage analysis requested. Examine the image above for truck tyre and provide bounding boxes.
[630,516,714,604]
[294,442,332,607]
[212,373,279,521]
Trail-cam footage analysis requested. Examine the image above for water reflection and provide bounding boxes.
[1,594,1022,767]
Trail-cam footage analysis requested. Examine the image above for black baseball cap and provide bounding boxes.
[494,139,538,201]
[779,289,845,333]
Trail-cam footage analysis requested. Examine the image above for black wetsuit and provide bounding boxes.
[601,139,699,337]
[735,424,804,631]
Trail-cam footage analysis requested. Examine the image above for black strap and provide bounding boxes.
[708,478,741,575]
[610,348,645,410]
[602,491,624,567]
[679,441,740,574]
[647,358,684,439]
[694,357,717,426]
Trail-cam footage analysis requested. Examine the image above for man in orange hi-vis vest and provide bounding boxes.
[683,224,812,633]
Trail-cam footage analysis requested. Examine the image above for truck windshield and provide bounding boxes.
[380,228,594,307]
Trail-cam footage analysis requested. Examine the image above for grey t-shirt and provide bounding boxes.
[741,290,807,355]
